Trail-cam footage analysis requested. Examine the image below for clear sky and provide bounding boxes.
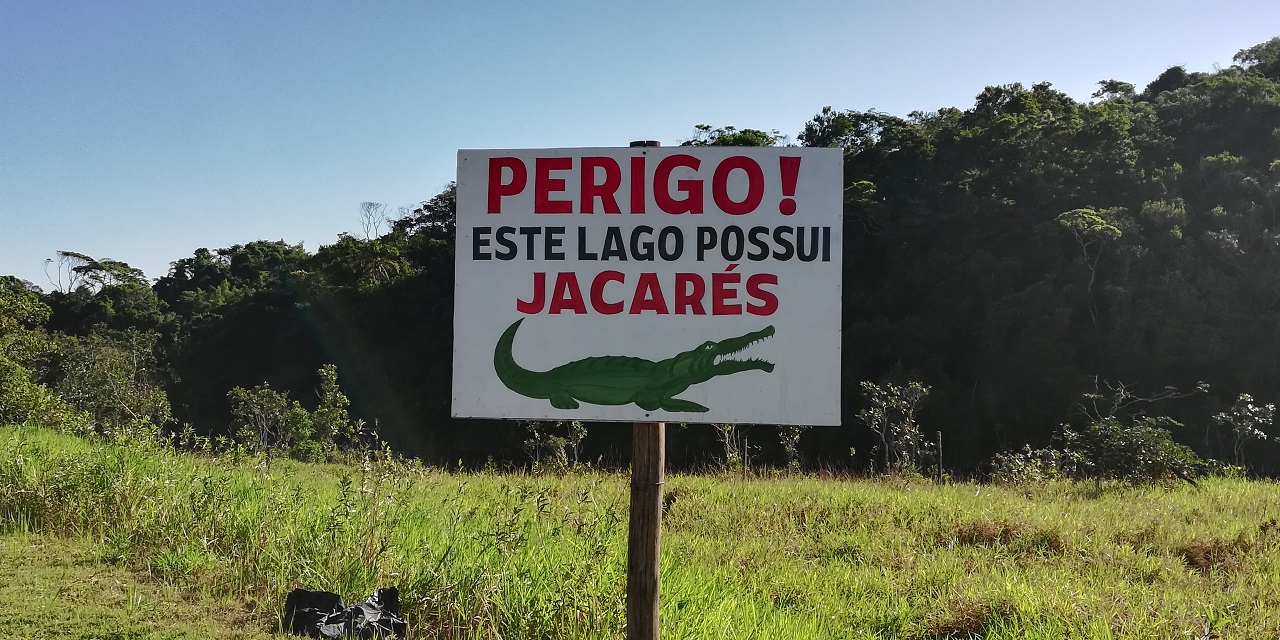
[3,0,1278,289]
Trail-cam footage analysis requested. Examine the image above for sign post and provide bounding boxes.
[451,141,843,639]
[627,420,663,640]
[624,140,663,640]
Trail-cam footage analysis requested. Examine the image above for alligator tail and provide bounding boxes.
[494,318,539,394]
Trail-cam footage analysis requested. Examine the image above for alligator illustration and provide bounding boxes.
[494,319,775,412]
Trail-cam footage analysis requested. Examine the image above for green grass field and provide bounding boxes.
[3,423,1280,639]
[0,532,272,640]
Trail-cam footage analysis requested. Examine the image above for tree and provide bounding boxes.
[47,331,173,434]
[798,106,862,149]
[1143,66,1191,99]
[358,202,389,240]
[312,363,355,446]
[1214,394,1276,466]
[13,36,1280,472]
[1093,79,1136,101]
[1056,208,1124,328]
[393,183,457,239]
[0,276,49,335]
[681,124,784,147]
[856,381,931,472]
[44,251,147,293]
[220,240,311,291]
[313,234,414,290]
[228,382,314,457]
[1234,37,1280,78]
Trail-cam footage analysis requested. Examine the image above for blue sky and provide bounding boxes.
[3,0,1278,289]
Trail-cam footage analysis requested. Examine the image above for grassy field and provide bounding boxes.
[3,424,1280,639]
[0,532,272,640]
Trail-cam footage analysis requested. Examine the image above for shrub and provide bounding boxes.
[226,364,370,463]
[229,382,312,453]
[989,445,1067,484]
[312,363,355,447]
[991,378,1210,485]
[43,331,173,435]
[856,380,931,473]
[778,425,811,473]
[1060,417,1204,484]
[991,417,1206,485]
[713,423,742,471]
[520,419,587,473]
[0,356,92,433]
[1213,393,1275,467]
[1,278,92,433]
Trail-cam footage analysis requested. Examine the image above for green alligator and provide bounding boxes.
[493,319,775,412]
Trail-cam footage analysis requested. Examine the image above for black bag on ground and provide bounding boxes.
[284,587,407,639]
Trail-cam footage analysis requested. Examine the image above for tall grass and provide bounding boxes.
[4,423,1280,639]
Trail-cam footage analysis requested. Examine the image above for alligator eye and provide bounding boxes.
[701,342,715,350]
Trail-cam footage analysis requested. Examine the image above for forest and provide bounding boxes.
[3,37,1280,474]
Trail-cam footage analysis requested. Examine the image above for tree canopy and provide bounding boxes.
[6,37,1280,472]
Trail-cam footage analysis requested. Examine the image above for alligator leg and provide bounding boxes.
[634,393,661,411]
[549,390,580,410]
[634,391,708,413]
[659,397,709,412]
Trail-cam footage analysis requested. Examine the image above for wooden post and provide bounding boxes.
[936,431,944,483]
[626,139,664,640]
[627,421,664,640]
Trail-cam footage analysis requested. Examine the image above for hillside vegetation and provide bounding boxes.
[6,38,1280,471]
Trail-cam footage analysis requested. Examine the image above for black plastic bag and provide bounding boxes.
[284,587,407,639]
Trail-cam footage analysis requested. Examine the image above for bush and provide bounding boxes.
[229,382,323,458]
[989,445,1067,484]
[42,331,173,436]
[521,419,587,473]
[856,380,931,473]
[990,417,1206,485]
[0,356,92,434]
[778,425,811,473]
[1061,417,1204,484]
[1213,393,1275,467]
[227,364,369,463]
[312,363,355,447]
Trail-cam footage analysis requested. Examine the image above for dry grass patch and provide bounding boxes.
[946,519,1068,555]
[1177,518,1280,574]
[916,596,1014,639]
[954,519,1024,546]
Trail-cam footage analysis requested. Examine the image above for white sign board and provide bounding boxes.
[452,146,842,425]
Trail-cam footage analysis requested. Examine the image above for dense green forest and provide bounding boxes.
[4,38,1280,473]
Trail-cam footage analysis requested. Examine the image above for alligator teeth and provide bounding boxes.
[721,339,763,358]
[711,328,773,367]
[715,354,773,366]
